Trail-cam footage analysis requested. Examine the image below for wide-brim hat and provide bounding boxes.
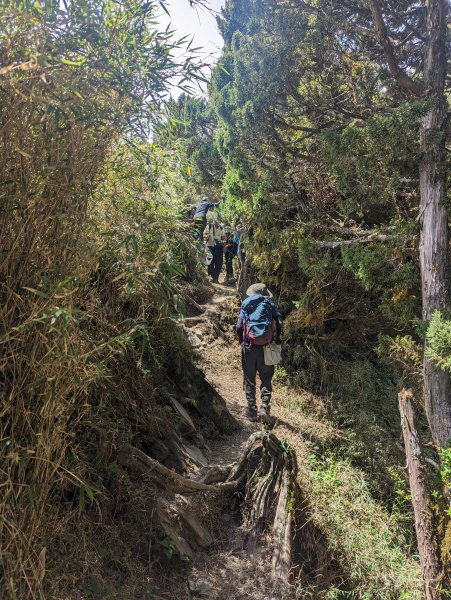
[246,283,273,298]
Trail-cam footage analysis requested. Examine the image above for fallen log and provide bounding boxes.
[272,455,294,584]
[398,389,443,600]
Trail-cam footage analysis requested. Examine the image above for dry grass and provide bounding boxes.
[0,10,201,597]
[0,20,114,598]
[268,385,423,599]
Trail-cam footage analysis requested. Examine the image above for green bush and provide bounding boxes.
[309,460,422,599]
[426,311,451,372]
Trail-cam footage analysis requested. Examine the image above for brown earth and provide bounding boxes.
[159,279,330,600]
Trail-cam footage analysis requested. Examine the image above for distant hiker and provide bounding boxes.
[204,219,224,283]
[193,196,220,240]
[233,225,242,277]
[236,283,283,422]
[223,226,237,284]
[235,223,248,296]
[233,225,240,247]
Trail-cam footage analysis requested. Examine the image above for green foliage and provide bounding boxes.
[159,95,224,193]
[426,311,451,373]
[298,239,337,281]
[325,359,412,495]
[340,241,419,328]
[78,481,96,516]
[376,334,422,380]
[322,103,425,217]
[1,0,204,136]
[440,448,451,488]
[341,244,391,292]
[309,460,422,599]
[93,140,202,284]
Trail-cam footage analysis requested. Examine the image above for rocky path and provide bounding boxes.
[173,281,297,600]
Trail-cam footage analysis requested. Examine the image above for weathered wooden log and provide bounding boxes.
[398,389,443,600]
[117,444,236,494]
[271,455,294,585]
[229,431,296,591]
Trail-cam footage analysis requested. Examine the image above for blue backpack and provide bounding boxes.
[241,295,273,346]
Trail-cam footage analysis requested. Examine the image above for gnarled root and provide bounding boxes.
[117,444,236,495]
[118,431,297,590]
[229,432,296,590]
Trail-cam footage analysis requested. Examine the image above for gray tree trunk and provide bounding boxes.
[419,0,451,448]
[399,389,443,599]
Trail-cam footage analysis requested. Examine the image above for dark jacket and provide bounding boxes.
[193,197,220,220]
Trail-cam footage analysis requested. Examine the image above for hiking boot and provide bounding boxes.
[245,406,258,422]
[211,278,219,283]
[258,405,270,423]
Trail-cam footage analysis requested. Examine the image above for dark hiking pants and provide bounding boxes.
[207,244,223,281]
[242,345,274,409]
[193,217,206,241]
[225,248,234,279]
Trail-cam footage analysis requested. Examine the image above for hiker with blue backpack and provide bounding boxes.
[236,283,283,422]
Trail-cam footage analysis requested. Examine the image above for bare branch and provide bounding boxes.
[313,233,413,249]
[367,0,424,96]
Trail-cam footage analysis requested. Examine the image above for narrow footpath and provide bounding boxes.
[165,280,312,600]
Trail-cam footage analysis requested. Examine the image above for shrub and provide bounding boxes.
[426,311,451,373]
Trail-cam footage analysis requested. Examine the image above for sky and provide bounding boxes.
[158,0,225,97]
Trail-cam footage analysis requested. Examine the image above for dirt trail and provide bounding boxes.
[175,281,298,600]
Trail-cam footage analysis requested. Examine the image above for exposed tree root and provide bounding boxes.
[117,444,236,494]
[232,431,296,591]
[118,430,297,592]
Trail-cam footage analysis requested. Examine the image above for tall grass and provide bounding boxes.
[0,2,202,596]
[309,460,422,599]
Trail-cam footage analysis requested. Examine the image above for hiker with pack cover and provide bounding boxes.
[236,283,283,422]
